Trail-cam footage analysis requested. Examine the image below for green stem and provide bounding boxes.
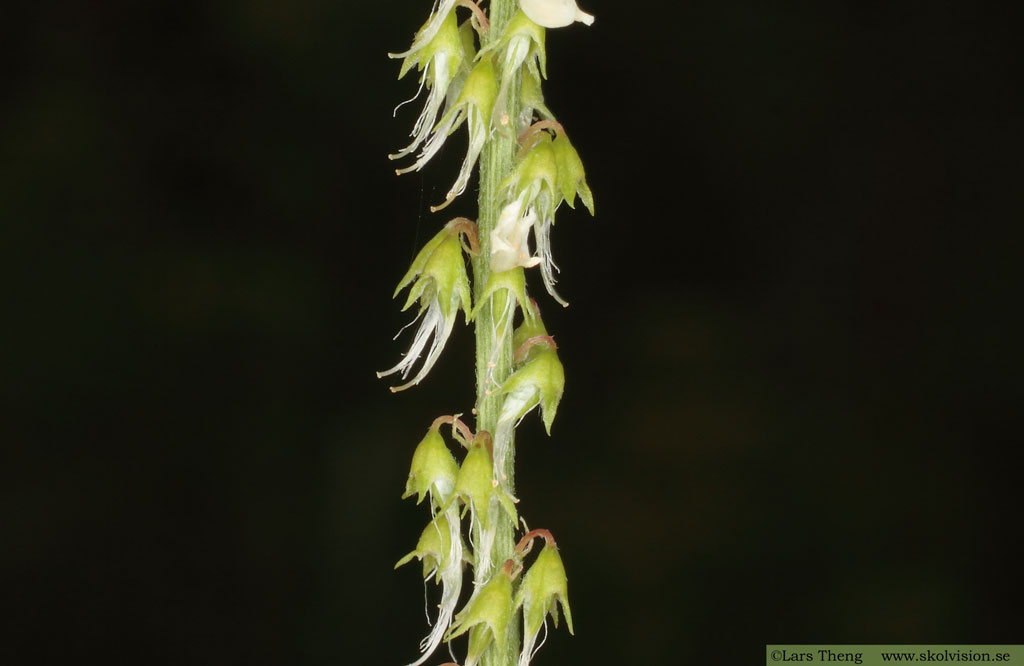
[472,1,521,665]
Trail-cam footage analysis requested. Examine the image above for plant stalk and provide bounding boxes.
[472,1,521,665]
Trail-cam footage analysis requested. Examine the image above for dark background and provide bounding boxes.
[3,0,1021,663]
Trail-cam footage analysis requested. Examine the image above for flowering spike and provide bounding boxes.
[385,2,592,663]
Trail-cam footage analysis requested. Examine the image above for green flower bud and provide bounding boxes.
[501,135,559,221]
[551,129,594,215]
[402,425,460,507]
[519,70,554,134]
[500,340,564,434]
[379,219,476,392]
[491,337,563,496]
[446,562,516,666]
[474,264,537,397]
[454,435,518,525]
[515,539,573,636]
[514,531,573,666]
[511,300,548,352]
[395,511,464,578]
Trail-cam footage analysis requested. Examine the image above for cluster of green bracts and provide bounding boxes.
[380,2,593,665]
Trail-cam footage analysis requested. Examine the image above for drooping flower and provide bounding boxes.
[479,10,547,131]
[473,258,536,394]
[513,530,574,666]
[390,8,467,161]
[518,0,595,28]
[395,417,473,666]
[453,433,518,584]
[396,508,466,666]
[503,122,594,305]
[378,219,478,392]
[396,56,498,212]
[492,332,564,488]
[445,560,518,666]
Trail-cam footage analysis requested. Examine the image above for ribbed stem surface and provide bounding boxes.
[472,1,521,665]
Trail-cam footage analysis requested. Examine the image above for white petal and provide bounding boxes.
[519,0,594,28]
[377,298,455,391]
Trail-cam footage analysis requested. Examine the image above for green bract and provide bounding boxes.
[395,512,463,578]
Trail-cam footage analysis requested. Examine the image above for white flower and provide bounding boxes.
[378,221,473,392]
[396,58,498,212]
[519,0,594,28]
[396,507,465,666]
[491,198,542,274]
[390,9,464,162]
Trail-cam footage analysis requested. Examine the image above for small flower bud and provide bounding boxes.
[454,434,518,525]
[514,531,574,666]
[445,562,516,666]
[511,300,548,352]
[500,339,564,434]
[395,511,464,578]
[519,0,595,28]
[518,72,555,134]
[551,129,594,215]
[502,134,559,222]
[402,423,461,507]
